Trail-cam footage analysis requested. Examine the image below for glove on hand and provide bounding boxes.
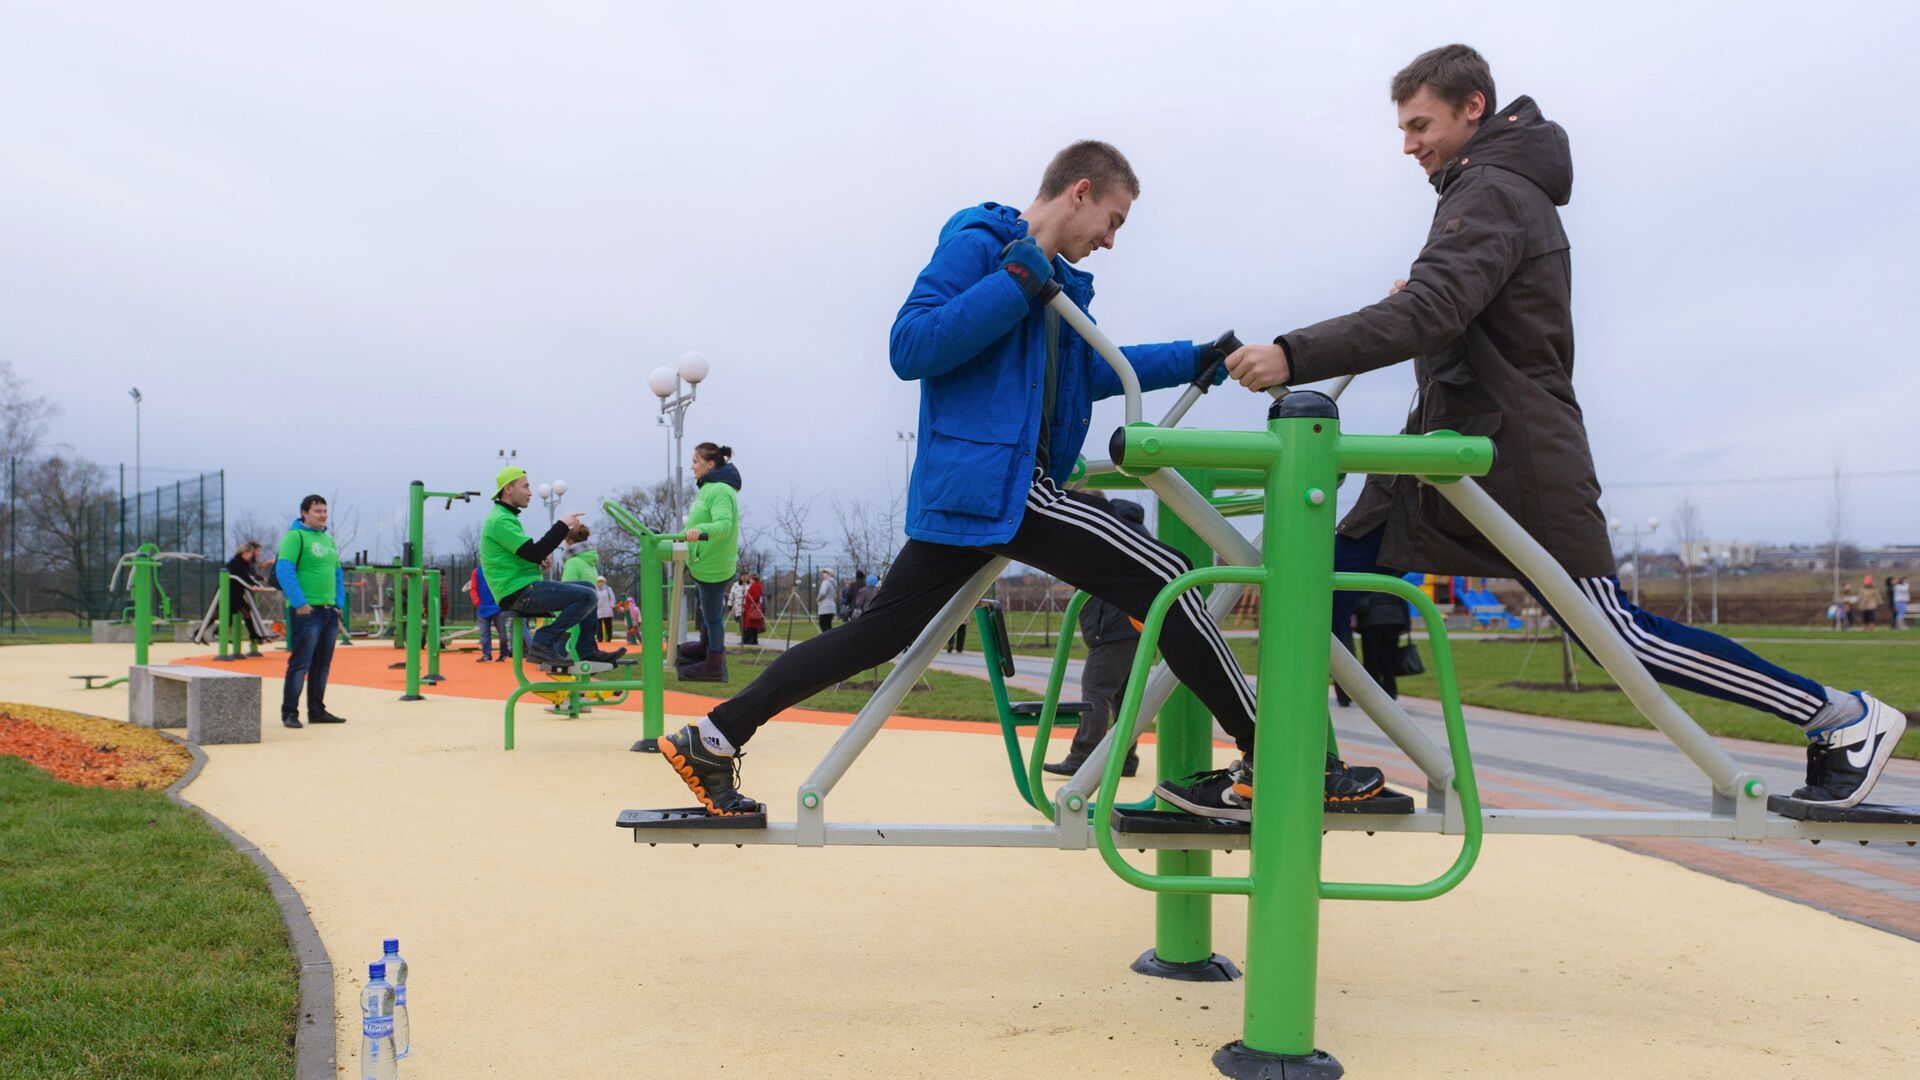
[999,239,1059,303]
[1191,330,1242,388]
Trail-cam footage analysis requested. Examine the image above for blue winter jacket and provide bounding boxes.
[890,203,1196,546]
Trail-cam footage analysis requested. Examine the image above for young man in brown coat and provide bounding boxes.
[1222,44,1907,808]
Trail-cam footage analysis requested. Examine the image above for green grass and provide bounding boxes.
[0,613,91,646]
[1345,635,1920,760]
[681,647,1036,724]
[0,757,298,1078]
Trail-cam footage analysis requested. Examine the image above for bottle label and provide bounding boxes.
[363,1015,394,1039]
[394,984,406,1006]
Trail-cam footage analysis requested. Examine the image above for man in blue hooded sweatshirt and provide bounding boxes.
[275,494,347,729]
[654,140,1390,820]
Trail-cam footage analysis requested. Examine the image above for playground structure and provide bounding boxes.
[618,294,1920,1078]
[336,482,482,701]
[501,500,685,749]
[72,544,209,691]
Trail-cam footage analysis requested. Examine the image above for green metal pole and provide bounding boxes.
[1141,468,1238,981]
[424,568,444,683]
[131,545,155,668]
[401,481,426,700]
[1231,399,1342,1073]
[216,570,234,660]
[640,536,666,743]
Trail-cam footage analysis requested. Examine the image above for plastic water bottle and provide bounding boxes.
[361,962,398,1080]
[381,938,410,1059]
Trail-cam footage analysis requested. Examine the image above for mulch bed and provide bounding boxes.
[0,702,193,790]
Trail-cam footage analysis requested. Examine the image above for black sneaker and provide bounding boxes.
[1793,693,1908,808]
[1155,759,1253,823]
[657,724,761,816]
[309,709,347,724]
[1325,752,1386,805]
[281,713,303,729]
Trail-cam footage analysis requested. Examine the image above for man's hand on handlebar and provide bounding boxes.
[1225,341,1291,392]
[999,239,1057,302]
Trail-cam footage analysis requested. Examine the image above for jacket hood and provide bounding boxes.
[565,543,598,562]
[698,462,742,492]
[288,517,328,533]
[1435,96,1572,206]
[938,202,1094,297]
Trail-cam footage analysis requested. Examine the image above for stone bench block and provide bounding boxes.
[127,665,262,744]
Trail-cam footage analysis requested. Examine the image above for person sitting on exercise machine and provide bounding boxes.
[481,466,625,668]
[652,139,1392,818]
[1222,43,1907,808]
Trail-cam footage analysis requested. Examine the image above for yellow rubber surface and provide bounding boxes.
[7,643,1920,1078]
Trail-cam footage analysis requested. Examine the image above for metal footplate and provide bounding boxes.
[617,808,768,837]
[539,660,615,676]
[1768,796,1920,826]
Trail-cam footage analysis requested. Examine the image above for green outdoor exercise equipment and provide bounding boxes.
[78,544,207,690]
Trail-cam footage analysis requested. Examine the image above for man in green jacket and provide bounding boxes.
[479,466,624,666]
[275,495,348,729]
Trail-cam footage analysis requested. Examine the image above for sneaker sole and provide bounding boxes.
[1804,704,1908,809]
[657,737,754,817]
[1153,785,1251,824]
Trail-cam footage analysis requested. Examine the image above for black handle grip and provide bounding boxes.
[1190,329,1244,393]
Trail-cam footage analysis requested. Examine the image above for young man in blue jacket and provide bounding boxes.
[656,140,1389,819]
[275,494,348,729]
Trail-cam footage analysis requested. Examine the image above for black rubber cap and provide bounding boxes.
[1108,426,1130,466]
[1268,390,1338,421]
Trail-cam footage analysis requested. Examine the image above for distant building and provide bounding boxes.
[1677,541,1758,569]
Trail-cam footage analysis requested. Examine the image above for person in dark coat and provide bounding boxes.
[223,540,271,649]
[1353,591,1411,701]
[1223,43,1906,809]
[1042,497,1146,779]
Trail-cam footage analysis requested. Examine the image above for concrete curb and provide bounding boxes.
[161,733,337,1079]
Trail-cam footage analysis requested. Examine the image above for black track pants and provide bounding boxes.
[710,476,1257,751]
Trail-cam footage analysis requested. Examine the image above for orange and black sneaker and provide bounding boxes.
[1155,759,1254,823]
[657,724,762,816]
[1325,753,1385,805]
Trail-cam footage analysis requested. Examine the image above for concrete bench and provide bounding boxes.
[128,665,262,745]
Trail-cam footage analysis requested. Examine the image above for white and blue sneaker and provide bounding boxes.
[1794,693,1909,808]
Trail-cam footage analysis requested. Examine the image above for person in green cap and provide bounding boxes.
[479,466,625,666]
[674,442,742,682]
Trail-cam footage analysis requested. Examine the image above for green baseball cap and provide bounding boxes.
[494,465,527,495]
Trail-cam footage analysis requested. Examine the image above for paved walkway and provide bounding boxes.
[7,642,1920,1077]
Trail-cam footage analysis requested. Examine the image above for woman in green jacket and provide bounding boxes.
[678,442,742,681]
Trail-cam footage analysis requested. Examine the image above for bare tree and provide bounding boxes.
[1671,497,1704,622]
[19,453,110,616]
[598,478,693,588]
[0,358,58,466]
[768,487,822,645]
[230,509,278,553]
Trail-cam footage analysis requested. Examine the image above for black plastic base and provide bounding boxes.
[423,674,444,684]
[616,807,767,829]
[1769,794,1920,824]
[398,693,423,702]
[630,738,661,753]
[1132,948,1241,982]
[211,654,243,662]
[1213,1042,1342,1079]
[1110,786,1416,839]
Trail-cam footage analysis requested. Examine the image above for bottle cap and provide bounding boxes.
[370,962,386,980]
[383,938,399,953]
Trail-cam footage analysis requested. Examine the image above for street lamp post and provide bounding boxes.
[895,430,916,492]
[650,351,711,524]
[1609,516,1661,607]
[128,388,143,495]
[537,479,568,577]
[1708,547,1731,625]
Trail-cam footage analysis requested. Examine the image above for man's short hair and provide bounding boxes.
[300,494,326,513]
[1391,44,1496,115]
[568,523,590,543]
[1037,140,1140,201]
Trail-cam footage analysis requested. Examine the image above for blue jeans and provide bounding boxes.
[694,579,729,655]
[477,612,511,659]
[1331,527,1829,728]
[501,580,600,658]
[282,605,339,716]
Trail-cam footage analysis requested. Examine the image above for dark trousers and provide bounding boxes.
[817,614,833,634]
[501,580,600,656]
[282,605,339,716]
[1331,526,1829,727]
[1357,625,1401,700]
[1065,639,1142,769]
[695,579,729,654]
[712,476,1255,750]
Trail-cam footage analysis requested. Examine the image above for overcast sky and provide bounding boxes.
[3,1,1915,563]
